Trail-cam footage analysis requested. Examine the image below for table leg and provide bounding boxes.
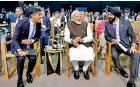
[46,53,54,75]
[55,52,60,75]
[60,52,63,71]
[44,52,47,73]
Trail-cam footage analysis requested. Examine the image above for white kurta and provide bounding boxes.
[64,23,95,61]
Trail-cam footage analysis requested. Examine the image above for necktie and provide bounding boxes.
[27,24,36,49]
[114,24,117,39]
[16,18,20,24]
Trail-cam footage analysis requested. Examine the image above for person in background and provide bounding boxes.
[40,13,51,63]
[34,1,41,9]
[95,14,108,60]
[134,13,140,21]
[121,10,132,19]
[50,11,61,34]
[60,11,67,26]
[94,12,103,20]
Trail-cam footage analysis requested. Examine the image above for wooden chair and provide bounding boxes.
[2,23,41,79]
[65,23,98,78]
[50,18,55,40]
[105,21,140,76]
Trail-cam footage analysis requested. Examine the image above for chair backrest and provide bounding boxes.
[133,21,140,33]
[129,19,134,29]
[11,23,16,38]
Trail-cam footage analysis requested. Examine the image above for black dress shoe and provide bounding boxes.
[83,71,90,80]
[17,80,24,87]
[74,70,80,80]
[119,68,129,78]
[127,82,136,87]
[26,73,33,83]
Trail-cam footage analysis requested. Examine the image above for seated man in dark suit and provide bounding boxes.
[11,7,42,87]
[105,7,140,87]
[6,7,27,51]
[40,15,51,62]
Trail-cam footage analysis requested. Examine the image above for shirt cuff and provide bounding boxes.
[31,39,35,44]
[111,39,115,44]
[17,49,22,52]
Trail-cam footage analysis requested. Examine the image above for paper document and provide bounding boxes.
[118,43,128,52]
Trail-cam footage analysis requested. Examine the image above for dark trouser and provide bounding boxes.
[111,45,140,82]
[40,31,49,57]
[16,55,36,80]
[54,27,58,35]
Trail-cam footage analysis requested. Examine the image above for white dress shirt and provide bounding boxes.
[125,16,129,19]
[28,19,36,43]
[16,16,23,25]
[113,20,120,42]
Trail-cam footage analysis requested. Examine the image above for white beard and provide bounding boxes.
[74,20,82,24]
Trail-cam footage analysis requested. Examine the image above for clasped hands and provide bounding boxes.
[72,37,83,47]
[18,39,33,56]
[22,39,32,45]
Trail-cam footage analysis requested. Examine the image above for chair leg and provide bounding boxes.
[89,64,95,76]
[106,43,111,76]
[60,52,63,71]
[65,57,69,78]
[9,57,16,78]
[35,51,41,78]
[93,60,97,77]
[4,57,9,79]
[107,56,111,76]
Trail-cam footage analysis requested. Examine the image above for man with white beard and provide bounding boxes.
[64,10,94,80]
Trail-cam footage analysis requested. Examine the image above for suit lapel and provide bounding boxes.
[26,19,30,38]
[119,19,123,39]
[109,22,115,38]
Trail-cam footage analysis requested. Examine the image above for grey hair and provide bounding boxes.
[71,10,80,21]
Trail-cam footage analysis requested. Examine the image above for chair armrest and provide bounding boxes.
[4,40,12,45]
[106,41,112,55]
[33,41,40,50]
[2,40,12,55]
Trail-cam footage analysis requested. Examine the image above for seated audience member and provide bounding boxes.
[96,14,108,60]
[64,10,94,80]
[105,7,140,87]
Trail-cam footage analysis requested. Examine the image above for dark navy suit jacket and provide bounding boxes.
[8,15,26,33]
[11,17,41,53]
[105,19,136,48]
[42,16,51,33]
